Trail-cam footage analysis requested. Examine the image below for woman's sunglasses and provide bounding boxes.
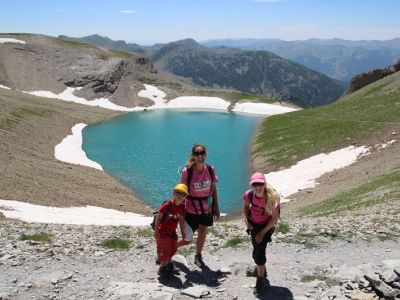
[193,150,206,156]
[251,182,265,187]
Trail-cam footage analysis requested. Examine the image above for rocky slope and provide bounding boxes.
[1,198,399,300]
[0,34,193,108]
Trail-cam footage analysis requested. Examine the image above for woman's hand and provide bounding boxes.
[214,207,220,221]
[245,219,253,231]
[154,231,160,240]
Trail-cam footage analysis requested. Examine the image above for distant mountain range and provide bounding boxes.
[59,35,346,107]
[202,38,400,82]
[149,39,344,107]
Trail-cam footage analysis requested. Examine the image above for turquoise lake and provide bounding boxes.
[82,110,263,214]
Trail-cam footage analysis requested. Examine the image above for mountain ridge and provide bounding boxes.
[59,34,345,107]
[202,38,400,81]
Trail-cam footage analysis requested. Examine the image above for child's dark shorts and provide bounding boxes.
[185,212,213,232]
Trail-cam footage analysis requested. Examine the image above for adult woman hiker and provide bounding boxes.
[243,172,280,295]
[177,144,220,268]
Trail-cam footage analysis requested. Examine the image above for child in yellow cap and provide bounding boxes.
[154,183,188,276]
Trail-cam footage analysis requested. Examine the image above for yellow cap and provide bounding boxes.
[173,183,189,196]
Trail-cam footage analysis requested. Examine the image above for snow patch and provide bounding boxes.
[0,38,26,44]
[232,102,297,115]
[25,88,142,112]
[23,84,299,116]
[377,139,396,150]
[0,84,11,90]
[138,84,167,107]
[167,96,230,111]
[55,123,103,170]
[267,145,371,202]
[0,200,151,226]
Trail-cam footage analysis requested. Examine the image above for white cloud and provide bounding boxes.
[120,10,136,14]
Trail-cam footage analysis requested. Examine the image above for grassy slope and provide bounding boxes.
[253,71,400,170]
[298,167,400,217]
[252,72,400,216]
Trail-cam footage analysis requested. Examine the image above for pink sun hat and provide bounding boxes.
[249,172,266,186]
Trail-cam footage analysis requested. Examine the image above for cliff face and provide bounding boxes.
[0,34,184,108]
[346,59,400,94]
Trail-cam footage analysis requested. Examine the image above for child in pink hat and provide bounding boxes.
[243,172,281,295]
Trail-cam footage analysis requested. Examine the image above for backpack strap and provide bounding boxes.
[206,164,215,183]
[247,190,254,223]
[160,201,173,224]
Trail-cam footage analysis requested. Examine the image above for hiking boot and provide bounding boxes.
[254,276,265,295]
[167,262,180,275]
[194,254,206,268]
[246,266,257,277]
[246,266,267,278]
[157,265,169,276]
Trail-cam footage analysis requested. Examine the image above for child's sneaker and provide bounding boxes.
[157,265,169,276]
[194,254,206,268]
[246,266,257,277]
[246,266,268,278]
[167,262,180,275]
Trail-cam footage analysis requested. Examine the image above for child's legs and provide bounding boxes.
[156,236,173,265]
[196,225,207,255]
[170,239,178,262]
[251,225,270,276]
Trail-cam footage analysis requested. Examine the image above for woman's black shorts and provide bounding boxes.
[185,212,214,232]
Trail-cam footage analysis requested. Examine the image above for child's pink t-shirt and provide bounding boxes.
[243,189,280,225]
[180,165,218,214]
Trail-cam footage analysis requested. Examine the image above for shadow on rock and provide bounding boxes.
[255,279,294,300]
[157,273,184,289]
[173,261,223,288]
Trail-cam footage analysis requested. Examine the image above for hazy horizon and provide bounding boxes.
[1,0,399,45]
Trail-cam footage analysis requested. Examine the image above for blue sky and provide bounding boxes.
[1,0,399,45]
